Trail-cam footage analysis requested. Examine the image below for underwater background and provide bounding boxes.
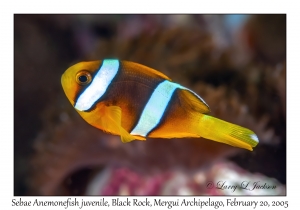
[14,14,286,196]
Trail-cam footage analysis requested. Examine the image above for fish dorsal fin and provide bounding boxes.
[123,61,172,81]
[99,105,145,143]
[178,89,210,114]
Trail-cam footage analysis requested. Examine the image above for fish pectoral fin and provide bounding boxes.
[101,105,139,143]
[178,89,210,114]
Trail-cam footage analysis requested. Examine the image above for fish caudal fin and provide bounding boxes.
[198,115,259,151]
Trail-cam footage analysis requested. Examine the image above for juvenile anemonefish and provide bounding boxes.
[61,59,259,151]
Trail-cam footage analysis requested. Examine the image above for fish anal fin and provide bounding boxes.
[178,89,210,114]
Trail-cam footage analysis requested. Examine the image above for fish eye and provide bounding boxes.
[76,71,92,85]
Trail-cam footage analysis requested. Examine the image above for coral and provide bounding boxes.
[84,161,285,196]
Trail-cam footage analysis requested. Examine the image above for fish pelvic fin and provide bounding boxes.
[198,114,259,151]
[100,105,145,143]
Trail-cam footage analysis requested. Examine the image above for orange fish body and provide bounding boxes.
[61,59,259,151]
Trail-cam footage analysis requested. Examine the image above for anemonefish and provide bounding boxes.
[61,59,259,151]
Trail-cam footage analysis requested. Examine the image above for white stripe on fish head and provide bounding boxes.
[75,59,119,111]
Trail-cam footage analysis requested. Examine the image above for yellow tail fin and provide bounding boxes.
[198,115,259,151]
